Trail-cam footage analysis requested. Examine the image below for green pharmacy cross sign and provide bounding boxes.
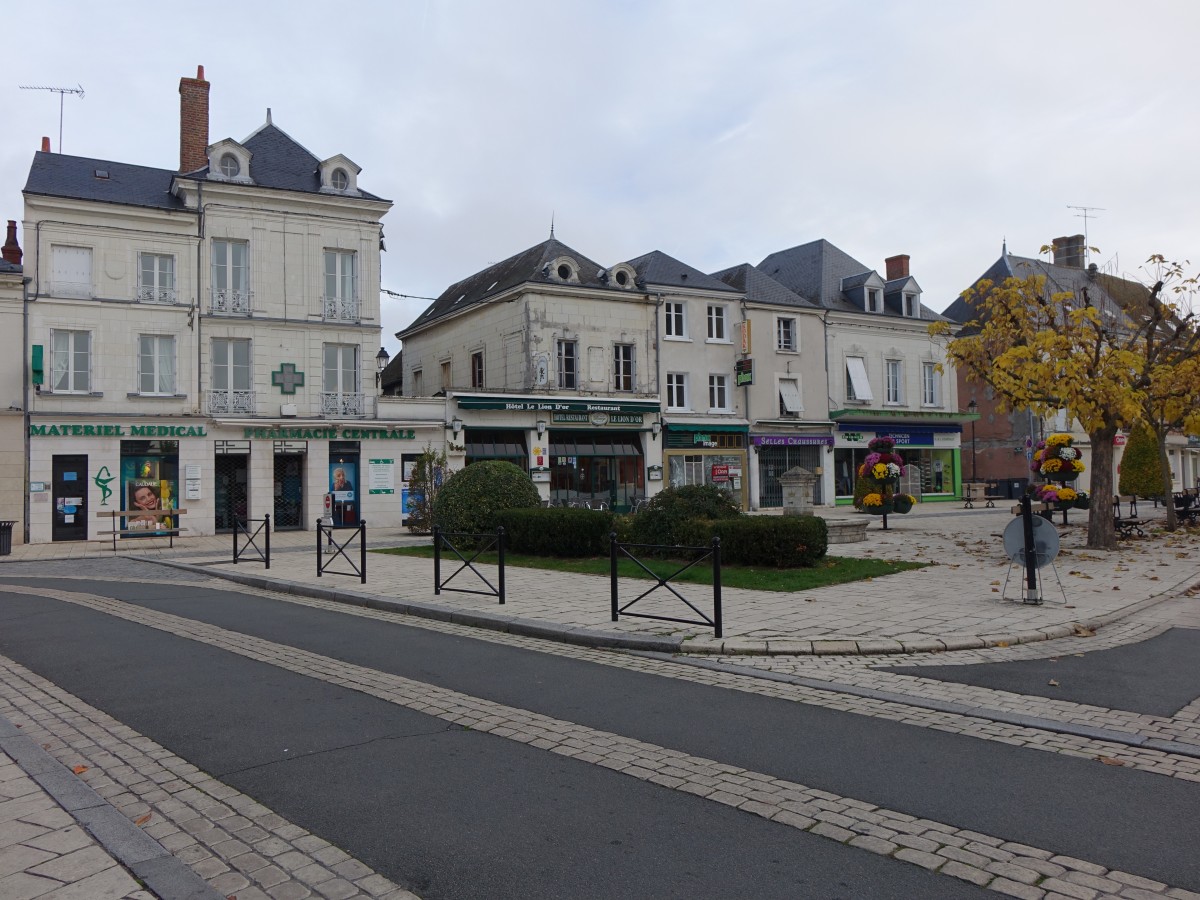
[271,363,305,395]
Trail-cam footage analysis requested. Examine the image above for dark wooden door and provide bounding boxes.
[51,455,88,542]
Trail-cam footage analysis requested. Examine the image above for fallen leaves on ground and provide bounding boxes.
[1072,625,1096,637]
[71,765,88,775]
[134,813,152,826]
[1098,756,1126,766]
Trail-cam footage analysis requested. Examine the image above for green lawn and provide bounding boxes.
[374,545,926,592]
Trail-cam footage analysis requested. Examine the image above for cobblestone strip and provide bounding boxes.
[3,585,1196,900]
[0,749,157,900]
[0,661,417,897]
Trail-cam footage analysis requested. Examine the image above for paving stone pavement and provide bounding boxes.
[2,580,1198,900]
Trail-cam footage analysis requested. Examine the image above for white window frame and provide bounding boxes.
[323,344,359,394]
[778,377,802,416]
[664,301,688,339]
[137,253,176,304]
[904,294,918,317]
[885,359,903,405]
[50,329,91,393]
[212,338,251,392]
[776,316,797,352]
[323,249,359,320]
[867,289,881,313]
[51,245,92,299]
[666,372,688,411]
[470,350,485,389]
[922,362,941,407]
[708,374,729,412]
[845,356,873,402]
[138,334,176,395]
[614,343,636,392]
[707,305,728,342]
[211,239,250,314]
[557,339,577,389]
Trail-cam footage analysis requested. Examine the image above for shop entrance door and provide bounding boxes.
[214,454,249,532]
[273,454,305,530]
[52,455,88,542]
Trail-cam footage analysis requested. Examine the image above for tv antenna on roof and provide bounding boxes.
[1067,204,1105,263]
[18,83,85,153]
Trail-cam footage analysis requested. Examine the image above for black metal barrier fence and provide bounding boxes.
[232,514,271,568]
[317,518,367,584]
[610,534,723,638]
[432,525,506,604]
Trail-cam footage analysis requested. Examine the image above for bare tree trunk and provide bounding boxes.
[1086,427,1118,550]
[1158,426,1177,531]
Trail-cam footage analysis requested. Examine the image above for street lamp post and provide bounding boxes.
[968,399,978,483]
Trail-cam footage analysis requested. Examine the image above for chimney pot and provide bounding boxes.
[2,220,22,266]
[885,254,910,281]
[40,136,50,153]
[178,65,211,174]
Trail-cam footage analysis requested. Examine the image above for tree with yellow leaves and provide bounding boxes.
[932,257,1199,549]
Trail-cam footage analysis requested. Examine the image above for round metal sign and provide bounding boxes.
[1002,514,1060,569]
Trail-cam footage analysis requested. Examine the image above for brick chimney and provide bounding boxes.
[2,221,21,266]
[40,136,50,153]
[178,65,210,173]
[885,254,910,281]
[1052,234,1086,269]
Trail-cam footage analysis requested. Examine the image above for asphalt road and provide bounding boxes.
[1,566,1196,897]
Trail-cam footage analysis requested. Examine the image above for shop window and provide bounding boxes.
[120,441,179,535]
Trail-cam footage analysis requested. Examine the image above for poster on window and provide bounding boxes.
[120,456,176,533]
[328,461,358,526]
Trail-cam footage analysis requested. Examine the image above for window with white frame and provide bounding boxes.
[867,289,881,313]
[778,377,802,416]
[219,154,241,178]
[845,356,872,402]
[613,344,635,391]
[921,362,941,406]
[324,344,358,394]
[557,340,577,389]
[664,302,687,338]
[776,317,797,352]
[904,294,918,317]
[51,245,92,298]
[137,253,176,303]
[324,250,358,320]
[666,373,688,410]
[138,335,176,395]
[470,351,484,389]
[212,339,250,391]
[885,359,903,404]
[708,374,729,411]
[211,240,250,313]
[707,305,727,341]
[50,330,91,393]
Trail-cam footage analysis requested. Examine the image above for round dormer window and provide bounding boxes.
[219,154,240,178]
[614,270,629,287]
[332,168,349,191]
[557,264,572,280]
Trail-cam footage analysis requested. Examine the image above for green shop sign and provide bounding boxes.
[30,424,208,438]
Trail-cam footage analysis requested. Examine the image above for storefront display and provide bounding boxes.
[120,441,178,534]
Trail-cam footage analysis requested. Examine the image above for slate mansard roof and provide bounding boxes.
[710,262,818,309]
[942,251,1135,326]
[757,238,944,321]
[626,250,739,294]
[24,122,385,210]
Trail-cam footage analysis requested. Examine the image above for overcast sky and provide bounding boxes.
[4,1,1198,356]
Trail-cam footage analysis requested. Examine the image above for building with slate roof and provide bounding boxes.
[397,236,664,511]
[16,66,449,544]
[758,240,964,504]
[945,236,1198,493]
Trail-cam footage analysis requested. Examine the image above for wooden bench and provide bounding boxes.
[963,483,1003,509]
[96,509,189,551]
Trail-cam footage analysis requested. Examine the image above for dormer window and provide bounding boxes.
[207,140,253,184]
[904,294,917,317]
[331,168,349,191]
[606,263,637,289]
[557,264,572,280]
[868,289,881,313]
[548,256,579,283]
[219,154,241,178]
[318,154,362,195]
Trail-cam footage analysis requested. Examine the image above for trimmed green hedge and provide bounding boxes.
[629,484,741,546]
[678,516,828,568]
[494,508,614,557]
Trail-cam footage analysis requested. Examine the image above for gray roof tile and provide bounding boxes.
[710,262,818,308]
[624,250,739,293]
[23,152,186,211]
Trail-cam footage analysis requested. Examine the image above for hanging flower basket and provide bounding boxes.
[892,494,915,514]
[1033,434,1085,483]
[1073,493,1091,510]
[866,502,894,516]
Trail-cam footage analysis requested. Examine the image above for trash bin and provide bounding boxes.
[1008,478,1029,499]
[0,521,15,556]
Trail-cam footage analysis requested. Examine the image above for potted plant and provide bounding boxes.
[862,492,893,515]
